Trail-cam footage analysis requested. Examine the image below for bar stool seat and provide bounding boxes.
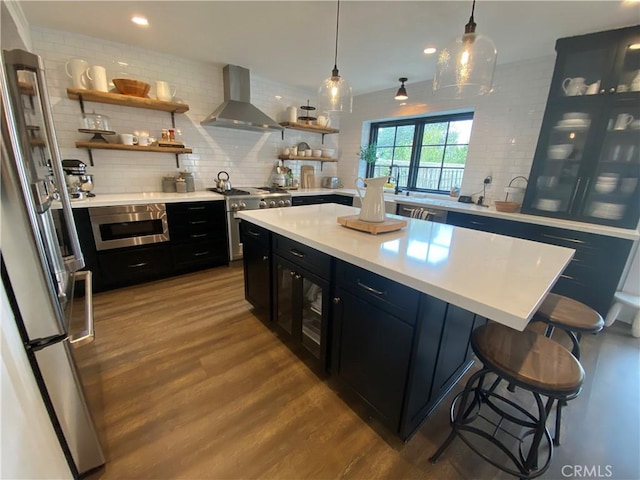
[430,323,584,479]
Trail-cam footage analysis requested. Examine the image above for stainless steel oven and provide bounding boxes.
[89,203,169,251]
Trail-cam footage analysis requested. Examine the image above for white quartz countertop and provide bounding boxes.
[238,204,575,332]
[59,188,639,241]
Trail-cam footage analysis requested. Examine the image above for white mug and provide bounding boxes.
[155,80,176,101]
[86,65,108,92]
[614,113,634,130]
[585,80,601,95]
[119,133,138,145]
[65,58,88,89]
[137,134,152,146]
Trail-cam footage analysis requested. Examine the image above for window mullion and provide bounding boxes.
[408,122,423,189]
[437,122,451,191]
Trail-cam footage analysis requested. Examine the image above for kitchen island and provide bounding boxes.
[237,204,574,440]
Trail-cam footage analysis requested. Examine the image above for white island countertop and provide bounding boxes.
[238,204,575,331]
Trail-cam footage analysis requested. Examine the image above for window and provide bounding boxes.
[366,112,473,193]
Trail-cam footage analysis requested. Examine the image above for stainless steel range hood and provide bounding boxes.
[201,65,283,133]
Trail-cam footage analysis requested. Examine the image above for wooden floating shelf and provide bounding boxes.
[75,141,192,154]
[30,139,46,147]
[67,88,189,113]
[278,122,339,134]
[277,155,338,162]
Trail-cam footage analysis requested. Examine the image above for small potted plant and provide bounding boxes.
[358,143,378,164]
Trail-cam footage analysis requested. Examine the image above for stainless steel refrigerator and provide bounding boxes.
[1,49,104,477]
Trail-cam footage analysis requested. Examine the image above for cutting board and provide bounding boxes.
[337,215,407,235]
[301,165,315,188]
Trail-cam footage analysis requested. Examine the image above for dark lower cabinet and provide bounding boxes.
[97,244,172,288]
[69,201,229,292]
[292,194,353,206]
[330,259,482,439]
[331,286,414,431]
[446,211,632,315]
[166,201,228,272]
[272,235,332,371]
[240,221,271,324]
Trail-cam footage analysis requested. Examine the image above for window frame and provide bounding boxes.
[365,112,474,193]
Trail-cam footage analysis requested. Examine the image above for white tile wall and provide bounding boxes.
[30,27,339,193]
[337,56,555,203]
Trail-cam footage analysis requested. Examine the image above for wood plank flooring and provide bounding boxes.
[78,264,640,480]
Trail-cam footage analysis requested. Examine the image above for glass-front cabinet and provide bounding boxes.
[274,255,329,369]
[523,25,640,229]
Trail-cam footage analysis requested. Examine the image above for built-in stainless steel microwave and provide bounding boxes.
[88,203,169,251]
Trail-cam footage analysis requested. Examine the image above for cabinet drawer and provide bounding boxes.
[273,235,331,279]
[171,242,226,269]
[335,260,420,324]
[240,220,271,247]
[98,245,171,286]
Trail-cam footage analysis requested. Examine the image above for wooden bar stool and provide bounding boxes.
[430,323,584,479]
[532,293,604,361]
[529,293,603,446]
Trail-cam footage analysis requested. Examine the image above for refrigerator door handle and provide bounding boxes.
[33,62,85,272]
[69,270,94,346]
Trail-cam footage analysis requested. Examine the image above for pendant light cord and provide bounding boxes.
[333,0,341,72]
[465,0,477,34]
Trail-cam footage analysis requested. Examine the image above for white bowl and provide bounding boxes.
[563,112,589,121]
[594,182,617,194]
[537,176,558,188]
[589,202,625,220]
[536,198,561,211]
[322,149,335,158]
[312,149,322,157]
[547,144,573,160]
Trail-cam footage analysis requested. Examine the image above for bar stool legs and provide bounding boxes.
[430,368,555,479]
[430,323,584,479]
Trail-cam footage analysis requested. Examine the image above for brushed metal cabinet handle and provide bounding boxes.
[357,279,386,296]
[128,262,149,268]
[289,248,305,258]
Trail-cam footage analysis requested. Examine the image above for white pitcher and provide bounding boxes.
[65,58,88,89]
[155,80,176,101]
[86,65,108,92]
[355,176,387,223]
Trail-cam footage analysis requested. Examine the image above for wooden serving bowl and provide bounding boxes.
[112,79,150,97]
[494,201,521,213]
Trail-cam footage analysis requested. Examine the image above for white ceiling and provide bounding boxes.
[20,1,640,95]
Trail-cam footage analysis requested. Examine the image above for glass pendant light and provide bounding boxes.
[433,0,497,98]
[395,77,408,100]
[318,0,353,113]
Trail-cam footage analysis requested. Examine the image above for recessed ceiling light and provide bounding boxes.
[131,16,149,26]
[629,43,640,50]
[423,47,437,55]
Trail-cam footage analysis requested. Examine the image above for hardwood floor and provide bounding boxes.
[79,264,640,480]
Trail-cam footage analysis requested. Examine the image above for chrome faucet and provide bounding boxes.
[388,165,402,195]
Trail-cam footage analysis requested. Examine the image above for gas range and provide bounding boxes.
[210,187,292,211]
[218,187,292,262]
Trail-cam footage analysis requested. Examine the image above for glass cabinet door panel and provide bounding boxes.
[527,107,597,215]
[301,277,323,359]
[616,35,640,93]
[276,263,294,334]
[554,44,614,99]
[577,102,640,226]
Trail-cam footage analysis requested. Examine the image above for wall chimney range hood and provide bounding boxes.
[201,64,283,133]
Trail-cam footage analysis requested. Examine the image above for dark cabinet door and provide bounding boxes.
[523,25,640,229]
[273,255,330,370]
[331,287,414,432]
[292,194,352,206]
[241,222,272,324]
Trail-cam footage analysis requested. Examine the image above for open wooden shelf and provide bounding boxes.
[75,141,192,154]
[67,88,190,113]
[277,154,338,162]
[279,121,339,134]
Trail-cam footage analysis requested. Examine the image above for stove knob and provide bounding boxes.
[278,200,285,207]
[239,202,247,210]
[269,200,276,208]
[284,199,291,207]
[230,203,239,211]
[259,200,267,209]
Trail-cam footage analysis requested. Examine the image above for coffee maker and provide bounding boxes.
[62,159,95,199]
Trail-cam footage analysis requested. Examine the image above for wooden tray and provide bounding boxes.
[337,215,407,235]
